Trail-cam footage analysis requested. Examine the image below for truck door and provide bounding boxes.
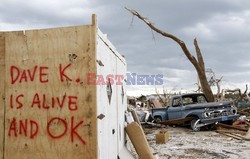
[168,97,183,120]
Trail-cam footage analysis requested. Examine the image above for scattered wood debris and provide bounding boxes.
[216,122,248,132]
[215,119,250,141]
[238,107,250,116]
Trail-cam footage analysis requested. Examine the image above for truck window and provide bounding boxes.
[197,95,207,103]
[183,97,193,105]
[173,98,181,107]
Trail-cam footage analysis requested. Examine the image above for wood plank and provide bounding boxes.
[131,110,141,127]
[216,123,248,132]
[229,132,250,141]
[4,25,97,159]
[0,32,5,159]
[216,131,243,140]
[216,129,245,135]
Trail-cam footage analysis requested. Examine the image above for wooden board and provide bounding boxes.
[0,32,5,159]
[216,123,248,132]
[3,24,97,159]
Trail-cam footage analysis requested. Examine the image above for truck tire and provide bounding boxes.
[154,117,162,124]
[190,118,201,132]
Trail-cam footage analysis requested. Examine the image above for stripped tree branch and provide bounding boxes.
[216,76,223,98]
[125,7,199,67]
[125,7,215,102]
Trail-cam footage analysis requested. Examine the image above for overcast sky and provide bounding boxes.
[1,0,250,96]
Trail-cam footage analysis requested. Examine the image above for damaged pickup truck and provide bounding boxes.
[151,93,239,131]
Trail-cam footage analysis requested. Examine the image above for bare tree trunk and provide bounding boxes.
[215,77,223,98]
[197,69,214,102]
[126,7,215,102]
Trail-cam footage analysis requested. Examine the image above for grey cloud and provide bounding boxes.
[0,0,249,95]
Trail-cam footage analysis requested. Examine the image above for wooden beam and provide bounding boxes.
[216,123,248,132]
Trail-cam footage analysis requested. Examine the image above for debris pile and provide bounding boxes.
[144,126,250,159]
[216,118,250,141]
[238,107,250,117]
[126,93,250,158]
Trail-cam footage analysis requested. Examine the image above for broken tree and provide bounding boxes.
[126,7,215,102]
[206,68,223,99]
[225,84,249,106]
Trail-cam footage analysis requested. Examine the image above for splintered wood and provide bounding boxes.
[216,122,250,141]
[0,25,97,159]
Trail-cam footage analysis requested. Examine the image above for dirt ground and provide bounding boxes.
[128,126,250,159]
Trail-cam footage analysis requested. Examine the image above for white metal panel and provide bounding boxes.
[97,29,126,65]
[119,147,134,159]
[97,39,116,158]
[96,32,116,159]
[96,29,128,159]
[116,57,127,155]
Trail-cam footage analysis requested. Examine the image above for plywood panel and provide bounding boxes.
[4,25,97,159]
[0,32,5,159]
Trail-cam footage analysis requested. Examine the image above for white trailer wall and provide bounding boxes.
[96,29,129,159]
